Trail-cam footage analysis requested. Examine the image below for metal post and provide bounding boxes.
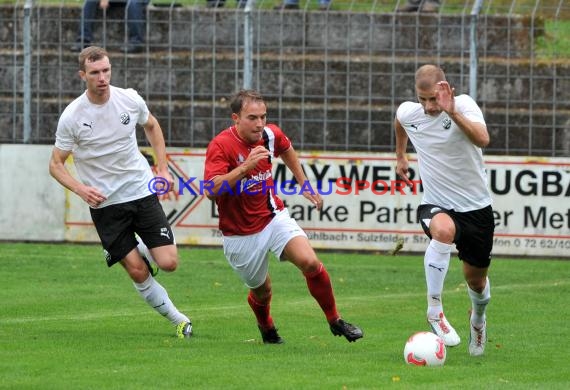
[243,0,255,89]
[469,0,484,100]
[23,0,33,143]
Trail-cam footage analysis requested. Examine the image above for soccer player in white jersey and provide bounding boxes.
[394,64,494,356]
[49,46,192,338]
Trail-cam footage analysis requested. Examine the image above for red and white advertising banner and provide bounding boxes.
[65,150,570,258]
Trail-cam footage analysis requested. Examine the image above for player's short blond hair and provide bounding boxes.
[78,46,109,72]
[415,64,446,90]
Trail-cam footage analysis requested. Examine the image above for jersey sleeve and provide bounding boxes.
[204,140,230,181]
[125,88,150,125]
[54,109,76,151]
[396,101,416,124]
[457,95,486,125]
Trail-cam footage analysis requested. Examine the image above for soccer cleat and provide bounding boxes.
[258,326,284,344]
[469,321,487,356]
[176,321,193,339]
[428,312,460,347]
[329,318,363,342]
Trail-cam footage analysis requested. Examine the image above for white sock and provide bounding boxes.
[134,275,190,326]
[468,277,490,327]
[137,240,156,265]
[424,239,452,320]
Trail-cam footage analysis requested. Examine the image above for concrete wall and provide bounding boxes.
[0,144,65,241]
[1,5,568,156]
[2,6,539,56]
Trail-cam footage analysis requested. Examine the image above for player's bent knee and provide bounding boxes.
[152,245,179,272]
[429,215,456,242]
[158,255,178,272]
[430,226,455,243]
[298,258,322,275]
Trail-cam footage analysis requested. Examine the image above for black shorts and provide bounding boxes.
[90,194,174,267]
[417,204,495,268]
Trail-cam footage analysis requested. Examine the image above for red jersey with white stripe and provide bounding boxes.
[204,124,292,236]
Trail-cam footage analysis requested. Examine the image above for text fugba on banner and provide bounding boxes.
[148,176,422,196]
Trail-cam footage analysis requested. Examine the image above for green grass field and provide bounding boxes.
[1,242,568,389]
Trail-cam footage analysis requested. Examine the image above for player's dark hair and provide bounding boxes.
[78,46,109,72]
[230,89,265,114]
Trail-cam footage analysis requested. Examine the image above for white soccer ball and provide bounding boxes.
[403,331,447,366]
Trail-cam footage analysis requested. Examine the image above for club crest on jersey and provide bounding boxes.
[120,112,130,125]
[442,117,452,129]
[237,153,245,164]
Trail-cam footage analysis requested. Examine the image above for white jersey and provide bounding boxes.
[55,85,154,208]
[396,94,492,212]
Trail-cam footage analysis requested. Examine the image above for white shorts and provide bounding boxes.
[222,209,307,289]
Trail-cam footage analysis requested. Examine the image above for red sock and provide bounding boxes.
[247,291,274,330]
[304,262,339,323]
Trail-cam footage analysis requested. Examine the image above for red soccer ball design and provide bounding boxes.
[404,331,447,366]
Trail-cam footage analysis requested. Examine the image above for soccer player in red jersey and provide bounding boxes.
[204,89,363,343]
